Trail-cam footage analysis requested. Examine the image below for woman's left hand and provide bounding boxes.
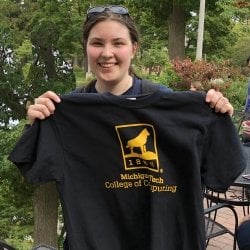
[205,89,234,116]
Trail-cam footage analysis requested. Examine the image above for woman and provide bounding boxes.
[27,5,233,123]
[15,5,242,250]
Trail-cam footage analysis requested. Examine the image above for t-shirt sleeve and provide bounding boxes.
[201,113,246,192]
[8,118,64,184]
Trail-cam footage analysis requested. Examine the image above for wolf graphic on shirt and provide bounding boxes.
[115,124,159,172]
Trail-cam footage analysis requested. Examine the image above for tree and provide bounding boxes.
[25,2,78,247]
[168,2,186,60]
[0,2,29,127]
[221,0,250,66]
[186,9,236,60]
[129,0,249,61]
[0,122,33,249]
[172,0,250,61]
[1,0,78,247]
[140,47,169,75]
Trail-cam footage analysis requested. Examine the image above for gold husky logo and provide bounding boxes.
[115,124,159,172]
[126,128,150,154]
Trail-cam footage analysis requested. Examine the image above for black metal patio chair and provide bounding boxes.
[204,202,239,250]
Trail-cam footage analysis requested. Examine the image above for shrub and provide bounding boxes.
[171,58,232,92]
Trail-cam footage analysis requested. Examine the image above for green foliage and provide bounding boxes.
[0,25,28,126]
[203,13,235,59]
[74,66,87,87]
[148,70,181,89]
[224,78,248,111]
[26,53,76,98]
[139,47,168,76]
[227,23,250,67]
[217,0,250,21]
[186,10,236,60]
[128,3,168,52]
[31,19,60,49]
[15,39,33,66]
[0,121,34,247]
[24,0,79,97]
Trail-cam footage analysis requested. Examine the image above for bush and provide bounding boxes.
[224,79,248,111]
[171,58,232,91]
[136,57,248,113]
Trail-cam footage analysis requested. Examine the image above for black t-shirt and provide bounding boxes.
[8,90,245,250]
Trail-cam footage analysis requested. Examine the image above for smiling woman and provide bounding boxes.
[26,5,233,124]
[86,19,136,94]
[17,4,240,250]
[83,7,138,95]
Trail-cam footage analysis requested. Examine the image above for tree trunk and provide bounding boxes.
[33,182,59,248]
[41,47,57,80]
[168,3,186,60]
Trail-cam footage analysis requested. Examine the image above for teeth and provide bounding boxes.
[99,63,115,68]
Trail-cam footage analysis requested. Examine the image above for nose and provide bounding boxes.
[101,44,114,58]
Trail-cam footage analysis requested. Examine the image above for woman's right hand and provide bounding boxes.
[27,91,61,124]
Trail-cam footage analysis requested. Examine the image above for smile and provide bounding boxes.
[99,63,117,68]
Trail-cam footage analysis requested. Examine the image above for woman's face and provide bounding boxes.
[86,20,137,87]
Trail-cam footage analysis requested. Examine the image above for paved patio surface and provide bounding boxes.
[205,187,248,250]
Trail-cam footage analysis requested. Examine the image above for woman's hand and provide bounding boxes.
[205,89,234,116]
[27,91,61,124]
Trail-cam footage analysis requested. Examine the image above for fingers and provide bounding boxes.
[27,91,61,124]
[39,91,61,103]
[205,89,220,107]
[205,89,234,116]
[214,100,234,116]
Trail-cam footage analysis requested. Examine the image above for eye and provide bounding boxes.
[114,41,125,47]
[88,39,103,47]
[91,41,103,47]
